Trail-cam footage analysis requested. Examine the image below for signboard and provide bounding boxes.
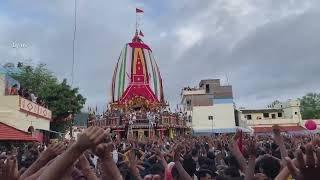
[20,97,52,120]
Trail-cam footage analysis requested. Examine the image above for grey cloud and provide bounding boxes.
[1,0,320,111]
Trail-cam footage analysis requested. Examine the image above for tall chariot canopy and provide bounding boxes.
[111,32,164,109]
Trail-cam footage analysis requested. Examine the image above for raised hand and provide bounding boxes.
[155,147,168,167]
[20,142,66,179]
[229,130,247,172]
[0,156,19,180]
[42,142,66,159]
[173,144,183,162]
[77,154,91,170]
[37,127,110,180]
[94,142,123,180]
[233,129,242,141]
[247,137,257,157]
[273,125,282,143]
[245,138,256,180]
[172,144,192,180]
[272,125,288,162]
[75,127,110,152]
[76,154,99,180]
[127,150,143,180]
[93,143,114,160]
[286,144,320,180]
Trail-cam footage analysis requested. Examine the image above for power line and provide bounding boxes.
[71,0,77,86]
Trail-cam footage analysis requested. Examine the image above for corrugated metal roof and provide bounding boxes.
[0,122,37,141]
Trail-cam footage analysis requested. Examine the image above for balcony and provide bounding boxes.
[19,97,52,120]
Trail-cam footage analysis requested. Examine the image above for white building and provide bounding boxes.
[238,99,305,133]
[181,79,239,135]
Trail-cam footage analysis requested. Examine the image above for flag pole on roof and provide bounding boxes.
[135,8,144,35]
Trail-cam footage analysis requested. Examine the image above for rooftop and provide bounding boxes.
[240,108,282,113]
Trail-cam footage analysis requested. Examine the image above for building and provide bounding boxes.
[0,65,52,142]
[181,79,238,135]
[88,22,189,139]
[238,99,305,133]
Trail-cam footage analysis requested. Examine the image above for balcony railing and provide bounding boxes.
[19,96,52,120]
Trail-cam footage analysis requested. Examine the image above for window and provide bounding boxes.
[295,112,298,115]
[246,115,252,120]
[278,113,282,117]
[186,100,191,105]
[271,114,276,119]
[208,116,213,120]
[205,84,210,93]
[263,113,269,118]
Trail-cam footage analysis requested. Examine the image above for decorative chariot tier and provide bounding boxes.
[88,15,190,139]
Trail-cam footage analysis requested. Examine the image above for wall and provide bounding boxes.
[213,98,234,104]
[272,100,301,119]
[181,89,205,96]
[192,104,235,132]
[241,112,282,120]
[213,86,233,98]
[241,112,262,120]
[282,106,301,119]
[183,94,214,111]
[0,95,50,132]
[191,94,213,106]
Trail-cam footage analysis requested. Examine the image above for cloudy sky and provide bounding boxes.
[1,0,320,111]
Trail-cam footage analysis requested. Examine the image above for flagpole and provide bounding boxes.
[135,11,138,32]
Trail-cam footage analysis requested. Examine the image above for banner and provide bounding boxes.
[20,97,52,120]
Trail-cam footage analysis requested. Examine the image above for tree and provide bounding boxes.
[11,64,86,133]
[300,93,320,119]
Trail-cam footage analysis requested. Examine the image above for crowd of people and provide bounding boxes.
[0,125,319,180]
[16,87,47,108]
[6,83,47,108]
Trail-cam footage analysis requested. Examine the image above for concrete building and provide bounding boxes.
[238,99,305,133]
[181,79,238,135]
[0,67,51,141]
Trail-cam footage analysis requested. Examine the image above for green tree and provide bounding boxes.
[11,64,86,133]
[300,93,320,119]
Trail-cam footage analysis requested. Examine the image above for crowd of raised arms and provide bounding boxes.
[1,125,320,180]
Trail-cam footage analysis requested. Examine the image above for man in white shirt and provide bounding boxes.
[30,91,37,102]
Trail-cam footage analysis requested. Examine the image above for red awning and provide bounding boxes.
[0,123,38,141]
[253,126,306,133]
